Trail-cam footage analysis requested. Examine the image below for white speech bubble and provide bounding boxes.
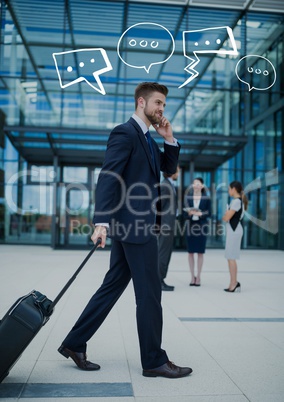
[117,22,175,73]
[235,55,276,91]
[52,48,112,95]
[179,26,238,88]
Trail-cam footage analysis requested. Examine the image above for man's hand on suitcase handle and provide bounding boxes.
[91,225,107,248]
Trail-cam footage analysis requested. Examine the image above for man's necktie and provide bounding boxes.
[145,131,154,161]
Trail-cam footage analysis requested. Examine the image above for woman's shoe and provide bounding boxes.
[195,278,201,287]
[190,277,196,286]
[224,282,241,293]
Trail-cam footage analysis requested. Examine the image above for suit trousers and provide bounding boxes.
[158,230,175,280]
[62,235,169,370]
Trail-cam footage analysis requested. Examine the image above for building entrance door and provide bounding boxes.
[57,167,95,248]
[65,186,92,246]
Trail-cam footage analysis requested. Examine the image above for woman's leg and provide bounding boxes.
[228,259,238,289]
[195,253,204,285]
[188,253,195,284]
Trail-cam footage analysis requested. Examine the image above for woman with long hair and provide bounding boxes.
[222,181,248,293]
[184,177,211,286]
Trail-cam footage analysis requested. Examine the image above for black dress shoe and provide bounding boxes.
[161,280,175,291]
[58,345,100,371]
[143,361,192,378]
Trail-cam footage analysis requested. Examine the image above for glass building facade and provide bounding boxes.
[0,0,283,249]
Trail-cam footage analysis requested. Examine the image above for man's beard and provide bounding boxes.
[144,107,162,125]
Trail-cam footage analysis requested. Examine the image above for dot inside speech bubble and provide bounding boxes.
[117,22,175,73]
[235,55,276,91]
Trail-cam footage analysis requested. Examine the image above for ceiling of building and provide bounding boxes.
[1,0,283,170]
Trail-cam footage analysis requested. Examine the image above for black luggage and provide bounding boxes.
[0,240,101,383]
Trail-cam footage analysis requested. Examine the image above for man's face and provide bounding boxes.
[143,92,166,125]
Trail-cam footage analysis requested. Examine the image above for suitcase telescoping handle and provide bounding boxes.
[48,238,101,312]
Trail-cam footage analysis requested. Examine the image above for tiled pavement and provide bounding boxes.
[0,245,284,402]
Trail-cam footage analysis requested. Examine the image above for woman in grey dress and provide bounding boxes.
[222,181,248,293]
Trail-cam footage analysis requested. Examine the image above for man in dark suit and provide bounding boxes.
[58,82,192,378]
[159,168,179,291]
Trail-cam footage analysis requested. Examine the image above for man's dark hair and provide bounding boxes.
[135,82,168,108]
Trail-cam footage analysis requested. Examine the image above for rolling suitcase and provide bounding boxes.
[0,239,101,383]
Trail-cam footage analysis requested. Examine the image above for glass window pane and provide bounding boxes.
[63,167,88,183]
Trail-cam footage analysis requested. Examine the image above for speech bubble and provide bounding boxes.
[179,26,238,88]
[52,48,113,95]
[117,22,175,73]
[235,55,276,91]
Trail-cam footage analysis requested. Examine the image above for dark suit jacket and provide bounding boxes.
[93,117,180,243]
[184,193,211,224]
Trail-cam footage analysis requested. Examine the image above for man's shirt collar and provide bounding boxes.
[132,113,148,135]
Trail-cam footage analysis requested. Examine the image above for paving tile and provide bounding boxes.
[0,382,133,398]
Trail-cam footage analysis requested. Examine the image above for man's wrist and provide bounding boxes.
[164,136,174,143]
[164,137,178,146]
[95,223,109,229]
